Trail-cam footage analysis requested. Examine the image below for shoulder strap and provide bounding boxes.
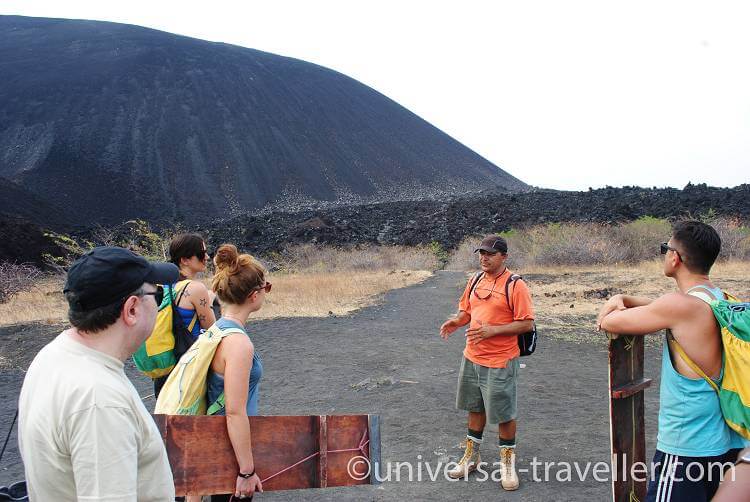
[174,280,193,305]
[687,290,714,304]
[206,325,245,339]
[504,273,521,310]
[687,284,721,304]
[666,331,720,393]
[205,325,248,416]
[207,393,225,416]
[172,281,197,330]
[677,286,722,392]
[469,272,484,296]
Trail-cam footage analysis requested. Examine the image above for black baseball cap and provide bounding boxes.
[474,235,508,254]
[64,246,179,311]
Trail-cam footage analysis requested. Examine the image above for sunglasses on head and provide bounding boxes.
[141,285,164,305]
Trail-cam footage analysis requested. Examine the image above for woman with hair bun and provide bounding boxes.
[203,243,270,501]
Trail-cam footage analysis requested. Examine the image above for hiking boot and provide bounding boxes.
[448,438,481,479]
[499,446,519,490]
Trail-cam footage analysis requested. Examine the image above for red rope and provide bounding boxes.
[228,430,369,500]
[262,430,370,483]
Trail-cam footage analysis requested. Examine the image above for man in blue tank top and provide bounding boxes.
[597,220,748,502]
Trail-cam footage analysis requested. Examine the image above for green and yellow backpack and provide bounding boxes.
[132,280,197,379]
[670,290,750,440]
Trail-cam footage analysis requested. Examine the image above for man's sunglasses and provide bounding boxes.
[660,243,682,261]
[141,285,164,305]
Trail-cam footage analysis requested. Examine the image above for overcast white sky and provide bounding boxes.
[3,1,750,190]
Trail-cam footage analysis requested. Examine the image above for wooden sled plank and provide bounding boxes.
[608,334,652,502]
[154,414,376,496]
[611,377,652,400]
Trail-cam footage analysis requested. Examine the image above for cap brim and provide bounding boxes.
[144,262,180,285]
[474,246,499,253]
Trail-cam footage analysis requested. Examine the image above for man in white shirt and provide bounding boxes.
[18,246,179,501]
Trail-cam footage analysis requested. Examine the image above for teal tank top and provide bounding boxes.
[656,284,747,455]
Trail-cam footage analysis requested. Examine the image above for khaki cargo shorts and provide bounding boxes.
[455,356,519,424]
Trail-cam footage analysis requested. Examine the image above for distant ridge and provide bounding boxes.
[0,15,526,225]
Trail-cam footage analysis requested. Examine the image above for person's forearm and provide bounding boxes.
[226,413,254,472]
[452,311,471,327]
[620,295,653,308]
[490,320,534,337]
[712,463,750,501]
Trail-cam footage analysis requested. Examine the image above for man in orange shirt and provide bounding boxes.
[440,235,535,491]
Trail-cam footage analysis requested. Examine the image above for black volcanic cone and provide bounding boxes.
[0,16,526,225]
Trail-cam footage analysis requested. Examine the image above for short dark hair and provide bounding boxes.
[671,220,721,274]
[169,234,205,266]
[66,286,144,333]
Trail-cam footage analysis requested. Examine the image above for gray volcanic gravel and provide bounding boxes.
[0,271,663,500]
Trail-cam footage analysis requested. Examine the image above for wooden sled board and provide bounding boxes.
[608,334,652,502]
[153,414,381,496]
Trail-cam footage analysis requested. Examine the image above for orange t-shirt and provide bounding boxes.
[458,268,535,368]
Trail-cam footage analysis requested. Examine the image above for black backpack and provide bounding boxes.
[469,272,538,356]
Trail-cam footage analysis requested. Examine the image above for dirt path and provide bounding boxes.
[0,271,663,501]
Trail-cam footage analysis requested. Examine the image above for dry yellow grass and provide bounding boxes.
[0,276,68,327]
[3,260,749,333]
[521,260,750,343]
[0,270,433,326]
[254,270,432,318]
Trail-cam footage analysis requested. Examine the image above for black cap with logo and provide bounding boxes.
[474,235,508,254]
[64,246,179,311]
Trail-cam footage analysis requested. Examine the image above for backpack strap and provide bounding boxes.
[666,286,724,393]
[687,284,721,304]
[666,331,720,393]
[469,272,484,297]
[504,273,522,312]
[207,394,226,416]
[205,326,248,415]
[172,281,198,331]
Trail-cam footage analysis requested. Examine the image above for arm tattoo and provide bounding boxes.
[199,298,208,307]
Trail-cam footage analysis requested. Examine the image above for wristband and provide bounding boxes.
[238,469,256,479]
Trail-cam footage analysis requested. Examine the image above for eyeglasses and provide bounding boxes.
[196,249,208,261]
[660,242,682,261]
[141,285,164,305]
[255,282,272,294]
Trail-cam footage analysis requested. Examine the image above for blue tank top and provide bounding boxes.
[206,318,263,416]
[172,280,200,339]
[175,305,201,339]
[656,284,747,455]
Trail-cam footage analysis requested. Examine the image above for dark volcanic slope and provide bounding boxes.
[205,184,750,254]
[0,176,73,227]
[0,16,525,225]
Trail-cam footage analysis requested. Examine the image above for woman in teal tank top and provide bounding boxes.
[200,243,269,502]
